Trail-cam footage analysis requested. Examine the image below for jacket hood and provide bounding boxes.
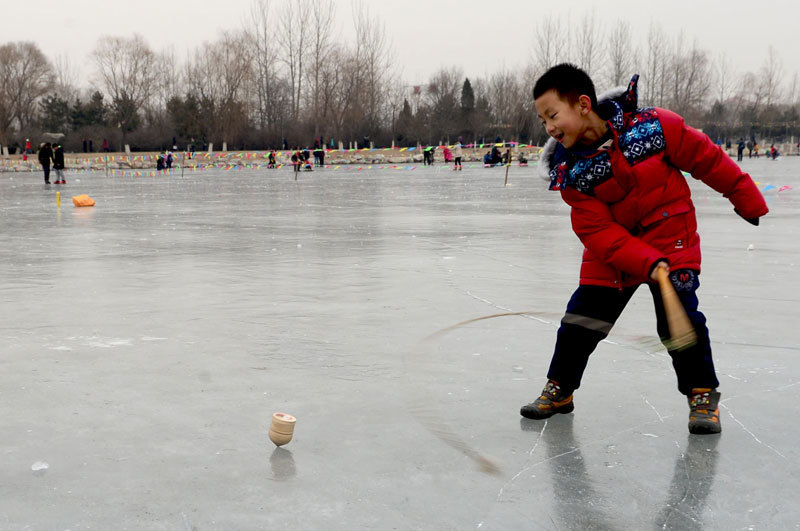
[538,74,640,181]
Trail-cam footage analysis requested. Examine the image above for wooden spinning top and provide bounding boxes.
[269,412,296,446]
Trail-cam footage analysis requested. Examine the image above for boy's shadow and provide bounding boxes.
[521,416,616,530]
[655,434,720,529]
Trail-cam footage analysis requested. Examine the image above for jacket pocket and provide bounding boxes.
[639,201,691,228]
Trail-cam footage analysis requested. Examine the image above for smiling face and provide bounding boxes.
[535,90,592,149]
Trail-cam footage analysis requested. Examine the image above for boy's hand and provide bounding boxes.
[734,208,760,226]
[650,261,670,281]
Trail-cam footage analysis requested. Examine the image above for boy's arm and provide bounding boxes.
[563,187,667,280]
[658,108,768,221]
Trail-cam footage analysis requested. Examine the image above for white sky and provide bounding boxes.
[2,0,798,93]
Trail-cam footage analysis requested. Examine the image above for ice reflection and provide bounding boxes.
[521,415,616,530]
[656,435,720,529]
[269,447,296,481]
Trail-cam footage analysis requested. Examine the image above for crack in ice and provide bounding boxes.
[720,403,787,460]
[642,395,666,423]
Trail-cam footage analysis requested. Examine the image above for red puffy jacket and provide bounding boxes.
[540,82,768,288]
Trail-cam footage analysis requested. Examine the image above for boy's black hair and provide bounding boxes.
[533,63,597,109]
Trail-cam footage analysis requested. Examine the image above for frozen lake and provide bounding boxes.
[1,157,798,529]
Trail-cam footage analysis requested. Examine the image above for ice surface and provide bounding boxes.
[1,159,798,528]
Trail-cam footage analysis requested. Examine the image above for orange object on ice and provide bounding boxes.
[72,194,95,207]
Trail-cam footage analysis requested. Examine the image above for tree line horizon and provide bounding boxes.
[1,1,798,154]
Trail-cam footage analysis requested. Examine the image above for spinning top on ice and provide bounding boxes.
[269,412,296,446]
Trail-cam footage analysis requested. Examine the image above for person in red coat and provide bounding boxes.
[521,64,768,434]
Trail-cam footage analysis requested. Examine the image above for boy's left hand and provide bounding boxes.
[734,208,760,226]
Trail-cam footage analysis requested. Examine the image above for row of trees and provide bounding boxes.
[2,6,800,153]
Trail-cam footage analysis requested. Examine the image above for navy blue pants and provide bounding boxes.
[547,269,719,395]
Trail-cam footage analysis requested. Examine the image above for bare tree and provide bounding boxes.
[154,47,180,110]
[605,21,634,88]
[52,53,77,100]
[276,0,310,122]
[532,15,566,76]
[666,36,711,118]
[786,71,799,108]
[352,1,393,136]
[246,0,283,136]
[737,71,764,113]
[712,52,735,104]
[321,45,359,141]
[486,68,530,142]
[383,69,406,143]
[642,23,667,106]
[91,34,159,137]
[572,11,602,79]
[0,41,53,142]
[306,0,336,138]
[185,31,253,145]
[424,66,463,141]
[760,46,783,108]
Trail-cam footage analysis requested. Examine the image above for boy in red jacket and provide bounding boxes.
[521,64,768,434]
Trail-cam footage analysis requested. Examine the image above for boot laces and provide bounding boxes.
[541,380,562,400]
[690,390,713,410]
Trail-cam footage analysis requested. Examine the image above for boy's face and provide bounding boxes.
[535,90,591,149]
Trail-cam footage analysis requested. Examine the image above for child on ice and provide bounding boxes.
[521,64,768,434]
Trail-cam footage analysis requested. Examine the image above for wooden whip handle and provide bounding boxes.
[655,267,697,351]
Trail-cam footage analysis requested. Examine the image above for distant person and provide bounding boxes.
[502,148,511,165]
[442,145,452,163]
[453,142,463,171]
[268,150,276,168]
[746,140,753,158]
[38,142,53,184]
[53,143,66,184]
[737,138,745,162]
[770,144,778,160]
[490,145,502,165]
[89,139,93,152]
[23,138,30,161]
[318,146,325,167]
[518,151,528,166]
[754,143,760,158]
[82,139,88,153]
[166,152,174,169]
[423,146,434,165]
[103,138,109,152]
[725,138,732,154]
[156,153,165,170]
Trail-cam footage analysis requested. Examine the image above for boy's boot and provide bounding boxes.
[520,380,574,419]
[688,388,721,434]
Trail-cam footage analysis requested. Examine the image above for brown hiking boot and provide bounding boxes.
[520,380,574,419]
[688,388,722,434]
